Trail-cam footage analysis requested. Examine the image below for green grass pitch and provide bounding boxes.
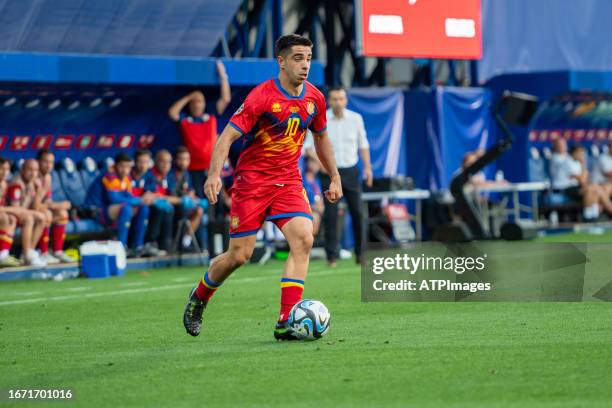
[1,259,611,407]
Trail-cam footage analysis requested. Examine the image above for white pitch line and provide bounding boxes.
[66,286,91,292]
[119,281,147,287]
[171,277,194,283]
[10,291,42,297]
[0,267,355,307]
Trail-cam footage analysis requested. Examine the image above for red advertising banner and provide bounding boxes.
[356,0,481,59]
[33,135,53,150]
[54,135,75,150]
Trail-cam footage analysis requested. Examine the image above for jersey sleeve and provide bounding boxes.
[228,87,266,135]
[103,175,140,205]
[6,184,22,206]
[309,93,327,134]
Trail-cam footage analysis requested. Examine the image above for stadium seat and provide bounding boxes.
[50,169,69,202]
[99,157,115,174]
[79,157,100,192]
[58,157,87,207]
[11,158,24,173]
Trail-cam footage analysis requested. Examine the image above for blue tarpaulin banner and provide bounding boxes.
[347,88,407,178]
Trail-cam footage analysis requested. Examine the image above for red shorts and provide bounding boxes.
[229,183,312,238]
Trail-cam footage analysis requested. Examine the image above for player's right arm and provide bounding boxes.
[204,126,243,204]
[205,86,265,204]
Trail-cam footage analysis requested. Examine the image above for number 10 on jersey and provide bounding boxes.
[285,117,300,137]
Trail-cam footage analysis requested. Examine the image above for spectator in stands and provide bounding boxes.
[5,159,50,266]
[305,86,372,267]
[550,139,612,220]
[131,149,166,256]
[302,156,324,236]
[37,150,73,263]
[87,153,155,257]
[168,61,231,201]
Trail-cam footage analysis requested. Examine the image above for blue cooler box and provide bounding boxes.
[79,241,126,279]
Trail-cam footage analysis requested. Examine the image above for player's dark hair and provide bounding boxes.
[176,146,189,156]
[328,86,345,94]
[115,153,132,164]
[275,34,313,57]
[569,144,584,154]
[134,149,152,160]
[36,148,53,160]
[0,156,8,166]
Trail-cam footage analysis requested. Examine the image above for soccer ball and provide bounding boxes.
[288,299,331,340]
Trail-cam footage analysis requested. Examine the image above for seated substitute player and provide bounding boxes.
[87,153,155,256]
[147,150,179,253]
[131,149,166,256]
[37,149,73,263]
[5,159,50,267]
[172,146,205,250]
[0,157,28,267]
[183,34,342,340]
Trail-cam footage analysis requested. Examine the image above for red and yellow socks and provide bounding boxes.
[279,278,304,322]
[52,220,68,253]
[194,271,221,303]
[0,230,13,253]
[38,227,50,254]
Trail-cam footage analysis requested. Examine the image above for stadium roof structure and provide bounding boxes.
[0,0,324,86]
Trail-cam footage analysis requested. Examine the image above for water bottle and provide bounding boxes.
[550,211,559,227]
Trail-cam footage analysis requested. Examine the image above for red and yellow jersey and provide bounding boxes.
[7,175,39,209]
[102,173,132,194]
[228,79,327,188]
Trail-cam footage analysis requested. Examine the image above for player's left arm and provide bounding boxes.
[312,130,343,204]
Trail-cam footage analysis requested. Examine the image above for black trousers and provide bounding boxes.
[189,169,225,217]
[145,206,174,252]
[319,166,365,261]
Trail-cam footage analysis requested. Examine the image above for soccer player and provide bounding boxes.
[5,159,49,267]
[131,149,165,256]
[86,153,155,256]
[168,61,231,199]
[171,146,205,250]
[146,150,180,252]
[183,34,342,340]
[37,149,73,263]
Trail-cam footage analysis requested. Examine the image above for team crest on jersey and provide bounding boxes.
[272,102,282,113]
[307,101,315,115]
[234,103,244,115]
[289,106,300,113]
[231,216,240,228]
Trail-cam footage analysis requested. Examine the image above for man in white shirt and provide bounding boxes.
[549,139,612,220]
[592,141,612,188]
[305,87,373,266]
